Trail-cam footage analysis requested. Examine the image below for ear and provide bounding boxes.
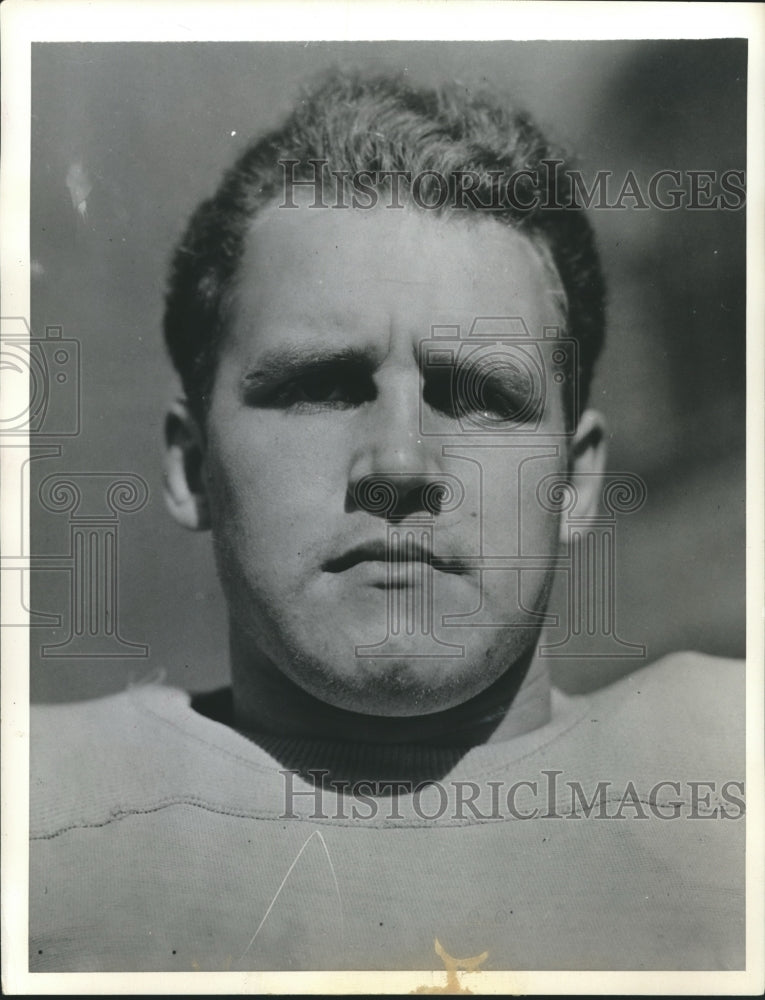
[163,399,210,531]
[559,408,607,542]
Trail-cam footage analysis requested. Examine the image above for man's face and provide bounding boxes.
[201,203,571,716]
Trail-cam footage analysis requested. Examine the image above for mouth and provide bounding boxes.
[323,540,472,577]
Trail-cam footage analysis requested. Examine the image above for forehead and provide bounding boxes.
[227,202,566,349]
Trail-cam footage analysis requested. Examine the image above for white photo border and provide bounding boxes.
[1,1,763,994]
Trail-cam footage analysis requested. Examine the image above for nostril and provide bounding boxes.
[351,475,399,518]
[396,483,440,519]
[421,481,450,515]
[349,474,466,519]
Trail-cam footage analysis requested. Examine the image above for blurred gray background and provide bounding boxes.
[28,40,746,702]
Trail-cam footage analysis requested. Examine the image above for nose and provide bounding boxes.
[346,368,449,520]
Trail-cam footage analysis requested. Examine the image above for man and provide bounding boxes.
[30,70,743,973]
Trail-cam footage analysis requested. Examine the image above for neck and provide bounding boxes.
[227,636,552,748]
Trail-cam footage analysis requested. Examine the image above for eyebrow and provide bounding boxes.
[240,341,538,397]
[241,344,373,387]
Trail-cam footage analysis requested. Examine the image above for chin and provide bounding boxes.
[284,648,503,718]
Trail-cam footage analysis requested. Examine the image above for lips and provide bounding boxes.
[323,539,471,576]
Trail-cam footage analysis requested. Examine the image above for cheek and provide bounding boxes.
[203,422,346,561]
[206,412,322,498]
[477,450,565,546]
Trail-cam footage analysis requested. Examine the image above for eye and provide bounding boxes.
[423,361,539,423]
[265,365,374,411]
[292,370,349,403]
[472,378,535,421]
[422,367,459,418]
